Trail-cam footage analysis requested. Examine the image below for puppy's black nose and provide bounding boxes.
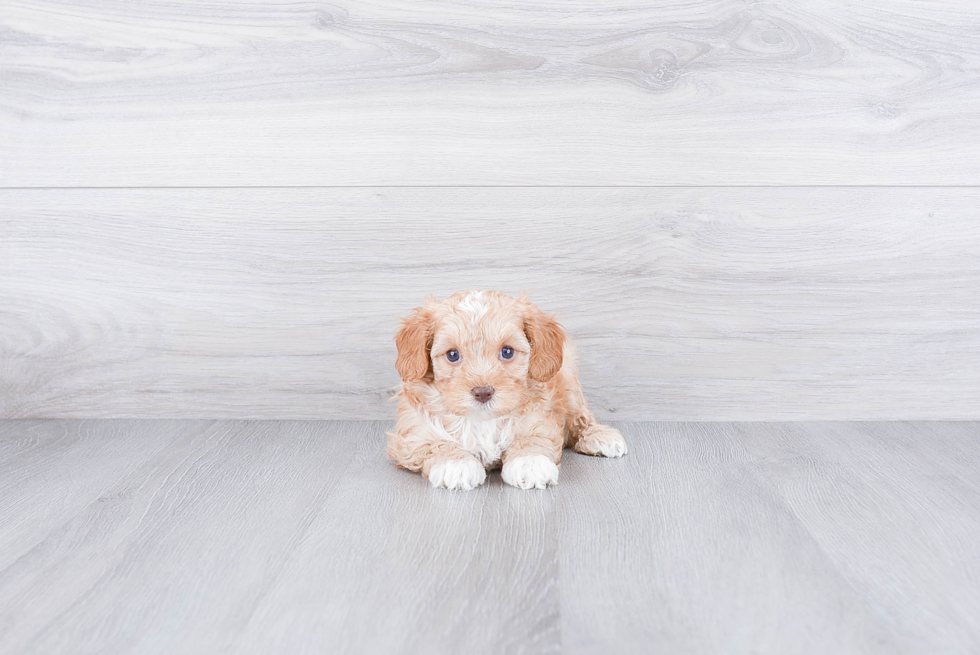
[471,386,494,404]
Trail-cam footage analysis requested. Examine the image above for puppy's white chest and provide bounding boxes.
[444,416,514,466]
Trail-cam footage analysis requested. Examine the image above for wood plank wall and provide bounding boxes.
[2,1,979,419]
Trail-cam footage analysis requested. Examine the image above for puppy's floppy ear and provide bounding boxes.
[523,302,565,382]
[395,305,434,382]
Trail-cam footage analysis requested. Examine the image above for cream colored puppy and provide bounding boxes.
[387,290,627,490]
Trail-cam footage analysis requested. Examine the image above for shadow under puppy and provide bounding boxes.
[387,290,627,490]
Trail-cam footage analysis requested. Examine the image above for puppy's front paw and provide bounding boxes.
[502,455,559,490]
[575,424,628,458]
[428,457,487,491]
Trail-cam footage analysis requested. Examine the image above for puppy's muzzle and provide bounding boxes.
[471,386,494,404]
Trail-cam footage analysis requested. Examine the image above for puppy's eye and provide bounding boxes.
[500,346,515,360]
[446,349,461,363]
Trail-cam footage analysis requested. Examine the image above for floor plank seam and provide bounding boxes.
[5,184,980,190]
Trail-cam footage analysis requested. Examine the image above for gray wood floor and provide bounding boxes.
[2,420,979,654]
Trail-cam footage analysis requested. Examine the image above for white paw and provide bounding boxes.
[575,425,628,458]
[428,458,486,491]
[501,455,559,490]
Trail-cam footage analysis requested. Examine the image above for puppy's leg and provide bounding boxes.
[387,427,486,491]
[563,384,628,458]
[572,421,628,458]
[501,419,563,490]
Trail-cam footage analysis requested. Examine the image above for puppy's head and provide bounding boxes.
[394,290,565,417]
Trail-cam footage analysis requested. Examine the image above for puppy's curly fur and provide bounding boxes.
[387,290,627,490]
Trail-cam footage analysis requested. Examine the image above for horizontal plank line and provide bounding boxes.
[3,185,980,191]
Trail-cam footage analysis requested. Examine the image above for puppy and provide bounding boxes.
[387,290,627,490]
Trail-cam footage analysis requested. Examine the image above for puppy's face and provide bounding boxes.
[395,291,565,418]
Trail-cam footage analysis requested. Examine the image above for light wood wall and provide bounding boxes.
[2,1,979,419]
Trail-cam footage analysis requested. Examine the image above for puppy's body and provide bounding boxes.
[387,290,627,490]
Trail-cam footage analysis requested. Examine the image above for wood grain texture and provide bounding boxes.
[734,422,980,654]
[2,0,979,185]
[557,422,902,654]
[233,423,559,655]
[2,187,979,420]
[3,420,979,653]
[0,420,559,655]
[0,420,194,573]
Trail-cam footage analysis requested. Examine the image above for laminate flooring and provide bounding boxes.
[2,420,978,654]
[4,0,980,421]
[4,188,980,422]
[4,1,980,186]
